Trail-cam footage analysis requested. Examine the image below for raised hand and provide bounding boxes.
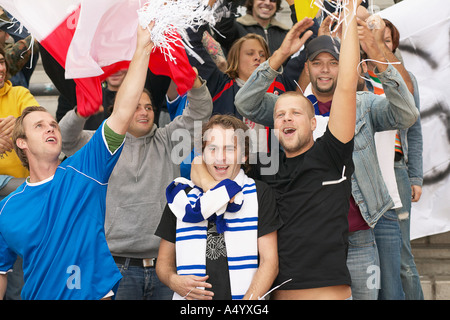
[269,17,314,70]
[279,18,315,57]
[137,20,155,55]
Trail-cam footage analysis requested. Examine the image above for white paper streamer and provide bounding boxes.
[137,0,219,64]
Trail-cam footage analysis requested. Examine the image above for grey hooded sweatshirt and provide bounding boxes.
[59,80,212,259]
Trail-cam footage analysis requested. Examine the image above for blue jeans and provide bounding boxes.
[115,259,173,300]
[373,209,405,299]
[346,228,380,300]
[394,161,424,300]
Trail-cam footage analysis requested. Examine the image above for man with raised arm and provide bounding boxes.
[236,0,361,299]
[59,53,212,302]
[0,22,154,300]
[235,1,418,300]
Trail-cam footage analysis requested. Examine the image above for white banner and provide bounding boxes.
[380,0,450,239]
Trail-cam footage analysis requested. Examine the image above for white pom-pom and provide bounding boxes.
[137,0,216,63]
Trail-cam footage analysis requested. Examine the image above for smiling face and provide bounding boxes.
[202,125,247,182]
[273,93,316,158]
[127,91,155,138]
[306,52,339,101]
[252,0,277,24]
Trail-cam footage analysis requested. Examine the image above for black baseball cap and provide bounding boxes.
[306,35,341,61]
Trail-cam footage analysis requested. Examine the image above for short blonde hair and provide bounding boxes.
[275,91,315,119]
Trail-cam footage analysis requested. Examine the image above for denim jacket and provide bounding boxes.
[366,72,423,187]
[402,72,423,186]
[235,61,419,226]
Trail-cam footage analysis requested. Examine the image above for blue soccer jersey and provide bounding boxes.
[0,121,124,300]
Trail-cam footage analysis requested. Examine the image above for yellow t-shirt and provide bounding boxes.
[0,81,39,178]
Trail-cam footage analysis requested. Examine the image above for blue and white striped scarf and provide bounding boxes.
[165,169,259,300]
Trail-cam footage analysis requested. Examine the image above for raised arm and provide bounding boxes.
[59,109,94,157]
[106,23,154,135]
[268,18,314,71]
[6,35,36,77]
[211,0,240,54]
[234,18,314,127]
[185,23,229,98]
[357,16,414,94]
[158,69,212,158]
[328,0,360,143]
[357,12,418,131]
[405,72,423,201]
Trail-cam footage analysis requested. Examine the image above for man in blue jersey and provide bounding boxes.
[0,22,154,300]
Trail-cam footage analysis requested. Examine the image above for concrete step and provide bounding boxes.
[412,232,450,300]
[420,276,450,300]
[413,246,450,275]
[415,249,450,300]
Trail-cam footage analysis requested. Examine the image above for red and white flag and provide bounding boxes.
[0,0,197,116]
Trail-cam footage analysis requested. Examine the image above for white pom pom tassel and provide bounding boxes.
[137,0,216,64]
